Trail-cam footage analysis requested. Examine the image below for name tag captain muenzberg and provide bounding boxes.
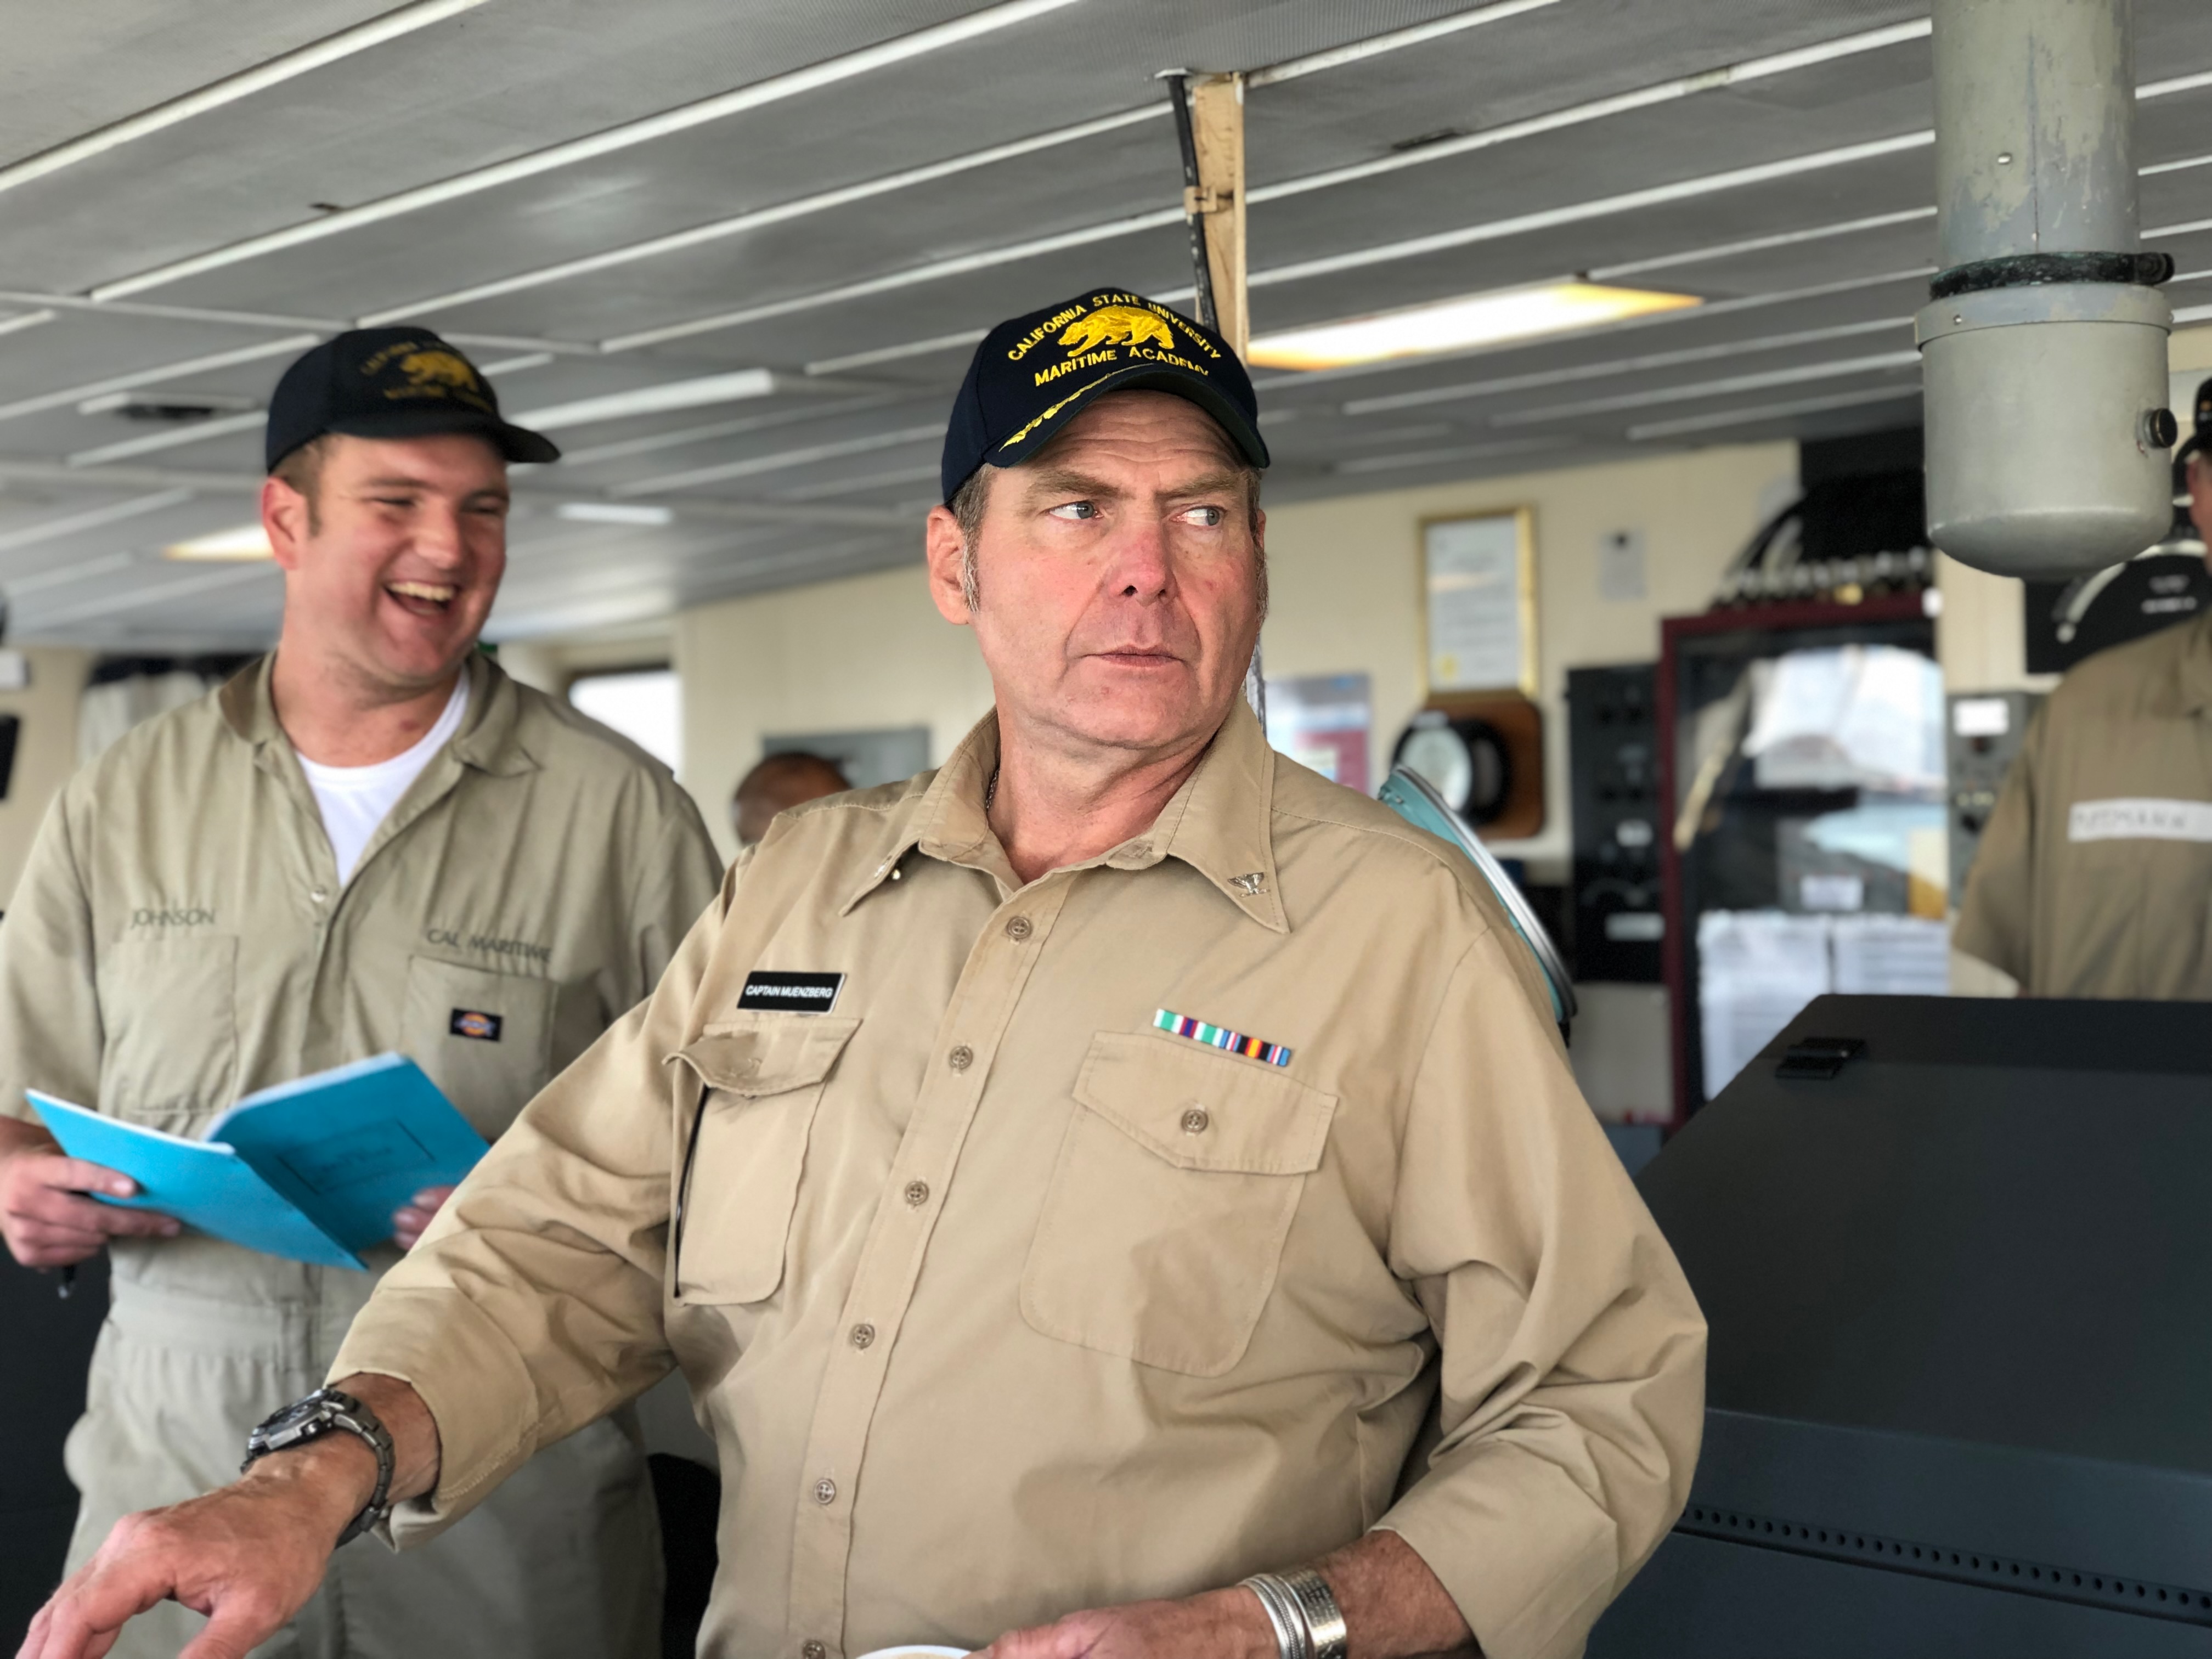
[737,971,846,1013]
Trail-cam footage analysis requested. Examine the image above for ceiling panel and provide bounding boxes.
[0,0,2207,647]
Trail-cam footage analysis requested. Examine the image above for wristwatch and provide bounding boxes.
[242,1387,396,1547]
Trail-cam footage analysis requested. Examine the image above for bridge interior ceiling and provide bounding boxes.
[2,0,2209,647]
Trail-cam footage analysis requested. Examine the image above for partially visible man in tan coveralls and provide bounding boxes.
[27,290,1702,1659]
[1956,393,2212,997]
[0,329,721,1658]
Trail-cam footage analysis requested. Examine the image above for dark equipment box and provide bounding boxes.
[1591,994,2212,1657]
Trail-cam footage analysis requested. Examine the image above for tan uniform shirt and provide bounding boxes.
[1,653,721,1659]
[1957,610,2212,996]
[335,700,1705,1659]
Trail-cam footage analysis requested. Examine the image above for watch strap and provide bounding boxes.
[242,1387,396,1547]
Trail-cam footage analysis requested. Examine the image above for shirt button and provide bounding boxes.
[1004,914,1032,941]
[904,1180,930,1207]
[814,1477,837,1505]
[1181,1107,1211,1135]
[803,1643,827,1659]
[849,1322,876,1349]
[309,888,328,904]
[948,1045,973,1071]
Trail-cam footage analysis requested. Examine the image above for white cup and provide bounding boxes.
[854,1649,968,1658]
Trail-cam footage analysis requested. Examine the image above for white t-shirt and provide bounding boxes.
[298,675,470,884]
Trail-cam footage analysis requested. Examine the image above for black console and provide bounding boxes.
[1592,994,2212,1657]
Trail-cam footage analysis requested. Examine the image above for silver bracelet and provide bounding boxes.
[1279,1567,1350,1659]
[1240,1572,1306,1659]
[1240,1569,1348,1659]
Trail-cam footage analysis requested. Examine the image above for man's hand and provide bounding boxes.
[391,1185,456,1251]
[982,1533,1477,1659]
[17,1434,376,1659]
[18,1374,441,1659]
[0,1118,179,1268]
[981,1588,1275,1659]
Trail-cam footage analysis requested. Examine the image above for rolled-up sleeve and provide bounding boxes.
[1375,925,1706,1659]
[330,871,731,1543]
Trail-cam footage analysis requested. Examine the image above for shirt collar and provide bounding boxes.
[221,651,536,777]
[842,698,1285,932]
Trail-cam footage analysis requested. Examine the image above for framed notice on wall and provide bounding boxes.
[1422,509,1536,697]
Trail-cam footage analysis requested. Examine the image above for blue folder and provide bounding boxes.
[30,1053,489,1270]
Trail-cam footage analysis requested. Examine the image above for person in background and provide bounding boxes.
[731,750,851,847]
[26,289,1702,1659]
[1956,376,2212,997]
[0,328,721,1659]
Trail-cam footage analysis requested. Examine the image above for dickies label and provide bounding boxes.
[738,970,846,1013]
[449,1008,503,1042]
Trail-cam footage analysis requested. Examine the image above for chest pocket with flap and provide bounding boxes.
[671,1012,860,1305]
[1021,1030,1338,1377]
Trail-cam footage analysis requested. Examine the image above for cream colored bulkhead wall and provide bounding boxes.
[0,647,93,908]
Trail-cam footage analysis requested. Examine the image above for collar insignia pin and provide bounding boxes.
[1229,872,1266,896]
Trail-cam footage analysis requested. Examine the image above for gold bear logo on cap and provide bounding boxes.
[1058,305,1173,356]
[398,350,478,392]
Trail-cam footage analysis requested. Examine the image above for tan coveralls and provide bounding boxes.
[0,653,721,1659]
[1957,609,2212,996]
[334,701,1707,1659]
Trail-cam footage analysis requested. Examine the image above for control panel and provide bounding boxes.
[1567,664,1663,983]
[1946,689,2044,909]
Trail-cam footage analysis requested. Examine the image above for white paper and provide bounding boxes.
[1742,645,1944,794]
[1598,528,1647,602]
[1697,910,1833,1099]
[1425,516,1525,691]
[1830,914,1951,995]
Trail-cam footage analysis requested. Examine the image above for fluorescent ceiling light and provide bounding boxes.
[366,105,1164,325]
[0,0,490,199]
[69,410,266,468]
[91,0,1083,301]
[515,369,778,431]
[1246,0,1562,87]
[0,335,316,426]
[0,489,195,555]
[165,524,273,561]
[556,501,674,526]
[1628,384,1924,442]
[1249,284,1702,370]
[1494,349,1923,426]
[1340,315,1910,414]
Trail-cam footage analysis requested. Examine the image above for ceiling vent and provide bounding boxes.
[77,391,259,424]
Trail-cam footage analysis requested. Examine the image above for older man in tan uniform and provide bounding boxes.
[1956,397,2212,996]
[27,290,1702,1659]
[0,329,721,1658]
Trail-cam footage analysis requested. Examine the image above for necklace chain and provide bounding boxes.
[984,763,1000,812]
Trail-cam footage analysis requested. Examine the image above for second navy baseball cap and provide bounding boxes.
[940,287,1269,504]
[2179,374,2212,467]
[265,326,560,472]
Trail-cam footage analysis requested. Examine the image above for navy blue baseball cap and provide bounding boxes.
[265,326,559,472]
[940,287,1268,504]
[2180,375,2212,466]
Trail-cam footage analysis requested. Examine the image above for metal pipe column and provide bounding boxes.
[1917,0,2176,578]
